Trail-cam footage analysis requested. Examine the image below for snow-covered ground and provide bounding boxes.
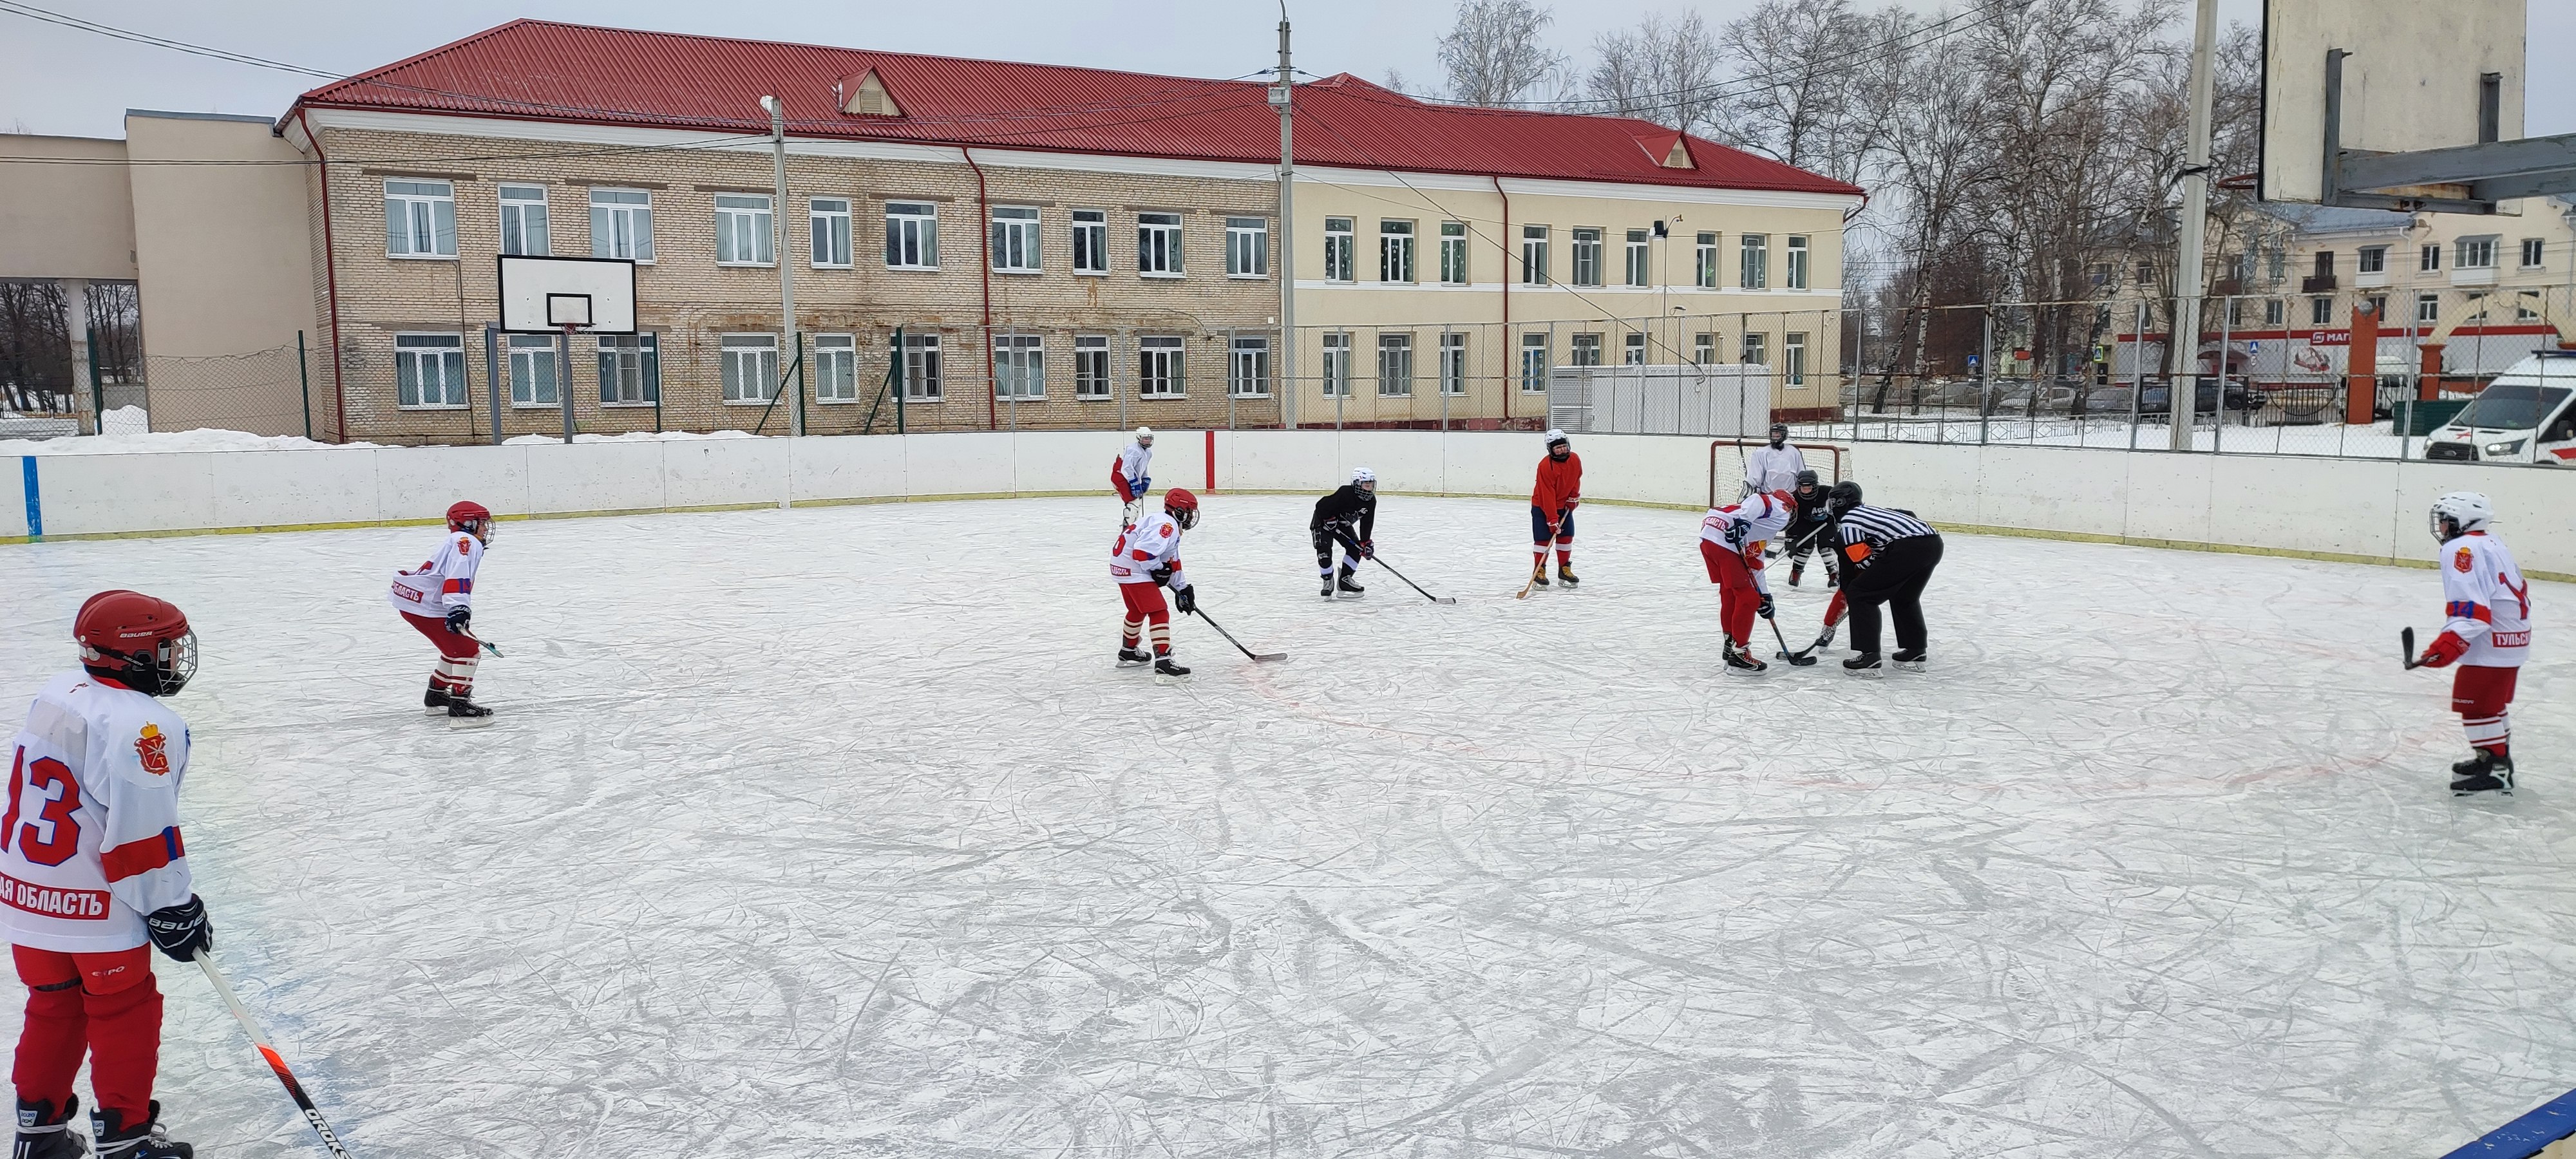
[1,495,2569,1157]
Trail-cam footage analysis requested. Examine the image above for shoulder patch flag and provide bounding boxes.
[133,723,170,776]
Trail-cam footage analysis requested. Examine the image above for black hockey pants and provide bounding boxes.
[1841,536,1942,656]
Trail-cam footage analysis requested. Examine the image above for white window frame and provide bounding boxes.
[1074,335,1111,399]
[1321,332,1352,397]
[886,202,939,270]
[1784,332,1807,387]
[1438,332,1466,395]
[393,333,467,408]
[2358,245,2388,274]
[1227,216,1269,278]
[1380,220,1416,284]
[384,179,457,259]
[1622,332,1645,365]
[1785,236,1810,289]
[721,333,779,404]
[812,334,858,402]
[2310,296,2334,325]
[2263,299,2285,326]
[1569,333,1601,367]
[597,334,659,406]
[715,193,775,267]
[1138,334,1186,396]
[498,183,549,257]
[1520,225,1549,286]
[506,334,560,408]
[993,333,1045,399]
[810,198,853,269]
[2458,236,2498,270]
[1692,332,1715,364]
[1071,209,1109,275]
[1137,213,1184,278]
[990,206,1041,274]
[1323,217,1356,283]
[2416,293,2439,325]
[900,333,943,401]
[1624,229,1650,288]
[1694,232,1718,288]
[1570,228,1604,287]
[1741,233,1769,289]
[589,187,654,263]
[1741,331,1768,366]
[1377,332,1414,397]
[2420,243,2441,272]
[1229,335,1270,398]
[1519,332,1549,392]
[2521,238,2547,269]
[1439,221,1467,285]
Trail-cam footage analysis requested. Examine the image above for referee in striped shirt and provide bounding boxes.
[1824,481,1942,675]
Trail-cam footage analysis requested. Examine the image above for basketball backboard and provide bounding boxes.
[497,255,637,334]
[2260,0,2555,212]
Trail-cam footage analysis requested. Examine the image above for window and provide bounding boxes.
[384,180,456,258]
[1741,332,1768,366]
[900,333,942,400]
[810,198,852,267]
[1072,210,1108,274]
[589,189,653,261]
[1138,335,1186,396]
[1570,228,1604,287]
[1569,333,1601,367]
[1380,220,1416,283]
[721,334,779,403]
[1519,332,1549,393]
[990,207,1041,273]
[393,334,466,408]
[1741,233,1768,288]
[1439,222,1468,285]
[1074,335,1111,399]
[1324,217,1356,282]
[993,334,1044,399]
[2266,247,2285,282]
[885,202,938,269]
[2421,243,2441,272]
[1321,333,1351,397]
[2458,236,2498,269]
[1227,216,1269,278]
[1694,232,1718,288]
[2416,293,2439,325]
[498,184,549,257]
[1693,332,1715,364]
[2358,246,2387,274]
[1520,225,1549,286]
[2310,296,2333,325]
[1137,213,1184,276]
[2365,294,2388,321]
[1785,236,1809,289]
[1439,332,1466,395]
[1377,332,1413,397]
[2522,238,2547,269]
[1784,332,1807,387]
[1622,332,1645,365]
[506,334,559,406]
[2264,299,2284,326]
[1229,336,1269,398]
[597,334,659,405]
[715,194,773,266]
[1624,229,1650,287]
[811,334,857,402]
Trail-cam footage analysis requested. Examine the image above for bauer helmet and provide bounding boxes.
[1826,480,1864,518]
[1768,421,1790,444]
[447,500,497,543]
[75,590,196,697]
[2430,491,2492,542]
[1794,469,1821,491]
[1352,466,1377,491]
[1134,426,1155,446]
[1163,487,1200,530]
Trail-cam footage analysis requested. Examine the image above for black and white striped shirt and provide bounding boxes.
[1835,505,1937,570]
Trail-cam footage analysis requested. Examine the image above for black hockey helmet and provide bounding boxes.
[1826,480,1863,517]
[1794,469,1820,491]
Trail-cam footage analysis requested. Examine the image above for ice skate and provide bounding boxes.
[423,680,450,713]
[446,697,495,726]
[1722,638,1768,677]
[2450,750,2515,796]
[1556,563,1579,589]
[1842,652,1883,678]
[1787,561,1805,587]
[15,1095,84,1159]
[1153,657,1191,677]
[91,1100,189,1159]
[1116,647,1152,667]
[1320,578,1336,599]
[1336,573,1365,598]
[1891,647,1926,671]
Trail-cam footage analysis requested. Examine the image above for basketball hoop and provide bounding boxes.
[498,256,638,445]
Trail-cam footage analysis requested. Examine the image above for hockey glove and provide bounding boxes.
[1757,593,1775,619]
[1358,538,1376,560]
[1174,585,1198,614]
[145,896,212,962]
[445,605,471,633]
[1149,565,1175,587]
[2420,630,2471,669]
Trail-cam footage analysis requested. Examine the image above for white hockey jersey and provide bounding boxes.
[1743,444,1806,495]
[1701,492,1795,594]
[389,529,485,619]
[1,672,194,954]
[1110,512,1191,590]
[2438,532,2532,668]
[1113,442,1154,500]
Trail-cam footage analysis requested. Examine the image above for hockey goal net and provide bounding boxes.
[1709,440,1845,508]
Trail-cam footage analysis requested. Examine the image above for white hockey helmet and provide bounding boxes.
[1544,428,1570,449]
[1133,426,1154,445]
[2430,491,2492,542]
[1352,466,1376,490]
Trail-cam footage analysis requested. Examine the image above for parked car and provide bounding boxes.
[2423,351,2576,464]
[2137,375,2257,416]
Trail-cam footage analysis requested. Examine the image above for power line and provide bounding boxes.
[0,0,341,78]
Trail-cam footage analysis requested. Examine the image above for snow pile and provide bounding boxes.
[0,428,381,456]
[100,406,149,437]
[501,429,764,446]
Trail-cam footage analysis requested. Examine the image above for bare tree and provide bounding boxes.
[1717,0,1885,180]
[1437,0,1567,108]
[1581,12,1724,135]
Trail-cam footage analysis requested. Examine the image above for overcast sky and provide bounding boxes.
[3,0,2568,141]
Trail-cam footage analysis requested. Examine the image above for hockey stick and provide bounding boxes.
[1190,607,1286,661]
[1764,612,1817,666]
[459,628,503,659]
[2401,627,2423,670]
[1368,554,1455,605]
[1517,514,1564,599]
[197,955,357,1158]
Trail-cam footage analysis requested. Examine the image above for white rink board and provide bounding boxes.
[1,495,2567,1156]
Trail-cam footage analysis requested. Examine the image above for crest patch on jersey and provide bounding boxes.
[133,723,169,776]
[2453,545,2475,572]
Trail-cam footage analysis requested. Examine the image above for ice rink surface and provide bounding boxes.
[2,494,2571,1158]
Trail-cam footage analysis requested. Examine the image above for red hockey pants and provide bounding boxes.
[12,943,158,1123]
[403,610,479,695]
[1700,539,1761,643]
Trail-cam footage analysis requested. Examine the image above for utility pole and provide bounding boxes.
[2166,0,2217,451]
[1272,12,1298,429]
[762,95,804,436]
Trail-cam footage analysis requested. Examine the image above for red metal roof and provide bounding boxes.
[292,20,1863,196]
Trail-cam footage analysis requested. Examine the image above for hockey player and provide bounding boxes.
[2414,491,2532,795]
[1821,481,1942,677]
[1111,426,1155,527]
[1742,423,1805,496]
[8,590,211,1159]
[1530,430,1583,589]
[1110,488,1201,677]
[1779,469,1839,588]
[1311,467,1378,599]
[388,500,497,721]
[1701,489,1795,675]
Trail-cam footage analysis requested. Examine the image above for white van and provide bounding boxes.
[2423,350,2576,465]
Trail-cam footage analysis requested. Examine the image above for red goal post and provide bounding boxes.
[1710,440,1844,509]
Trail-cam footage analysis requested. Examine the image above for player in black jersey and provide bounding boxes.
[1311,467,1379,598]
[1779,469,1839,587]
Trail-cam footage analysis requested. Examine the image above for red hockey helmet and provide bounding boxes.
[1163,487,1200,529]
[447,500,497,542]
[73,590,197,697]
